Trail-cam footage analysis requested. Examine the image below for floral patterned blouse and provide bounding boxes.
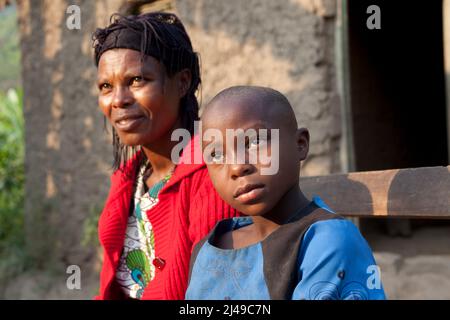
[115,161,172,299]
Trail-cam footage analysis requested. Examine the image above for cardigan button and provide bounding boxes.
[153,257,166,270]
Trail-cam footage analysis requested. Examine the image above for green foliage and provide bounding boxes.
[81,204,102,248]
[0,5,21,91]
[0,87,26,283]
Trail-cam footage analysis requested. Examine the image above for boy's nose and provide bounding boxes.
[230,163,254,180]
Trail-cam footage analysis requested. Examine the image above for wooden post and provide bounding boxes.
[336,0,356,173]
[444,0,450,163]
[336,0,359,227]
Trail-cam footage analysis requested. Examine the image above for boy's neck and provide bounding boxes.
[218,185,311,250]
[266,183,309,221]
[250,184,311,235]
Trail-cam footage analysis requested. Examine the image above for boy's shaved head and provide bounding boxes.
[202,86,298,133]
[200,85,310,219]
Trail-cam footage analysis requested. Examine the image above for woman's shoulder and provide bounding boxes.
[108,135,206,188]
[109,150,143,183]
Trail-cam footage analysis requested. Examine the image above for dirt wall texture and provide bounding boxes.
[174,0,342,176]
[15,0,125,299]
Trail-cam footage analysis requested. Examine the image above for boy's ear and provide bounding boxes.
[296,128,309,161]
[177,69,192,98]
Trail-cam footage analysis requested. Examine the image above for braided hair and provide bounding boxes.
[92,12,201,174]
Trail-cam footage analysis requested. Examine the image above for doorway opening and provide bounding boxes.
[344,0,449,235]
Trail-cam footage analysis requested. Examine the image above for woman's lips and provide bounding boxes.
[234,183,266,204]
[114,116,145,132]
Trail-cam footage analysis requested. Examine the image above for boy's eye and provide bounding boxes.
[248,136,267,149]
[249,136,259,148]
[210,150,224,164]
[131,76,143,85]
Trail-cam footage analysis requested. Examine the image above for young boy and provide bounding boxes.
[185,86,386,300]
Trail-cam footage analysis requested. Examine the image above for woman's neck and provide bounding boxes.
[141,118,182,177]
[142,147,175,175]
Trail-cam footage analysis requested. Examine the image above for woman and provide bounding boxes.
[92,12,238,300]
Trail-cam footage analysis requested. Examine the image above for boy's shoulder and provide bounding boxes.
[294,195,366,254]
[294,213,385,300]
[299,217,371,265]
[295,196,360,246]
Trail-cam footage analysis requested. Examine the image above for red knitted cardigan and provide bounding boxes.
[95,136,239,299]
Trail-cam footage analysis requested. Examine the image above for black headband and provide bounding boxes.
[95,27,162,66]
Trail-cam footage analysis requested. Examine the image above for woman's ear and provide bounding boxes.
[177,69,192,98]
[296,128,309,161]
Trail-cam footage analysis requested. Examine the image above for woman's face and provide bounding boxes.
[97,48,188,147]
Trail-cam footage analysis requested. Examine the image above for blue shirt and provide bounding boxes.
[185,196,386,300]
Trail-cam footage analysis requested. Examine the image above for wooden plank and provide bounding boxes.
[300,166,450,219]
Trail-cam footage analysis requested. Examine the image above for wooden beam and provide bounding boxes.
[301,166,450,219]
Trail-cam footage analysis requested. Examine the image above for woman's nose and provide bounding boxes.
[230,163,254,180]
[112,86,133,108]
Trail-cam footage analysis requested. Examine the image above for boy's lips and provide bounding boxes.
[233,183,266,204]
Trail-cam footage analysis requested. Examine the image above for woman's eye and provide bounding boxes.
[99,83,112,91]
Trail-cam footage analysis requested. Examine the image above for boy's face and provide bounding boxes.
[202,97,309,217]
